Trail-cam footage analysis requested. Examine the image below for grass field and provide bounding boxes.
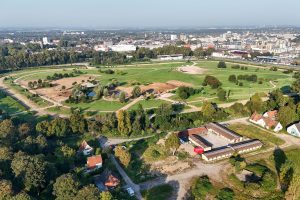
[65,99,127,111]
[229,123,285,148]
[129,99,171,110]
[142,184,173,200]
[0,95,27,114]
[5,60,295,114]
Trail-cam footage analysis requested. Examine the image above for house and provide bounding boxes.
[287,122,300,137]
[94,169,120,191]
[249,111,283,132]
[87,155,103,172]
[249,112,266,127]
[263,110,278,119]
[79,140,94,156]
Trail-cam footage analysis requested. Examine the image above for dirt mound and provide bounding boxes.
[177,66,207,74]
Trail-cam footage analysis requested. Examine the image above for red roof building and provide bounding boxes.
[87,155,103,170]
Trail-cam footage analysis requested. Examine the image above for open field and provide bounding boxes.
[0,95,27,114]
[228,123,285,148]
[2,60,295,115]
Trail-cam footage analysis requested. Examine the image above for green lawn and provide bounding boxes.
[46,106,71,115]
[0,95,27,114]
[5,60,295,114]
[4,79,52,107]
[142,184,173,200]
[229,124,285,149]
[129,99,171,110]
[65,99,127,111]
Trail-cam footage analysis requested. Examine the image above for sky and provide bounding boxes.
[0,0,299,28]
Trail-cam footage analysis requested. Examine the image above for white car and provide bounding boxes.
[126,187,135,196]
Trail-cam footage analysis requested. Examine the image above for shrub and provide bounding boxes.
[217,61,227,68]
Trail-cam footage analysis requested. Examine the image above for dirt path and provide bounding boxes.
[117,96,144,111]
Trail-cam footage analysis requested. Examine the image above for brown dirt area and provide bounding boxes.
[19,75,96,102]
[117,80,193,95]
[150,156,193,175]
[177,66,207,74]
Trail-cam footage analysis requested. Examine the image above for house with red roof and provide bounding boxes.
[86,155,103,172]
[249,111,282,132]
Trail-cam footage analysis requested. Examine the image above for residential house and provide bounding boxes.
[249,111,283,132]
[94,169,120,191]
[287,122,300,137]
[79,140,94,156]
[87,155,103,172]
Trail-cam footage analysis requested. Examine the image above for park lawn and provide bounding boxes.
[5,80,52,107]
[65,99,127,111]
[0,95,27,114]
[46,106,71,115]
[229,124,285,149]
[142,184,173,200]
[129,99,171,110]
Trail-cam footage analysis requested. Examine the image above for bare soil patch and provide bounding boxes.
[177,66,207,74]
[117,80,193,96]
[19,75,96,102]
[150,156,193,175]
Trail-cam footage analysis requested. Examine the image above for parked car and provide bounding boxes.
[126,187,135,196]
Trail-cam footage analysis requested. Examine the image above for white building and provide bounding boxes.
[170,34,178,41]
[109,45,136,52]
[42,37,49,45]
[287,123,300,137]
[158,54,184,61]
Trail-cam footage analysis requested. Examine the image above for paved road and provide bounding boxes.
[110,156,142,199]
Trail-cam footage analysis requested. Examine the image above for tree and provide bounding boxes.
[216,188,234,200]
[53,174,80,200]
[217,61,227,68]
[100,191,113,200]
[117,110,131,136]
[18,123,31,139]
[132,86,141,98]
[0,179,13,199]
[0,119,15,140]
[54,144,76,169]
[75,185,101,200]
[119,92,126,103]
[69,112,86,134]
[286,173,300,200]
[278,106,299,128]
[191,176,213,200]
[47,118,70,137]
[246,93,265,113]
[228,75,237,83]
[202,75,222,89]
[12,192,33,200]
[11,152,47,192]
[114,146,131,168]
[202,102,217,120]
[165,133,180,155]
[217,89,227,101]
